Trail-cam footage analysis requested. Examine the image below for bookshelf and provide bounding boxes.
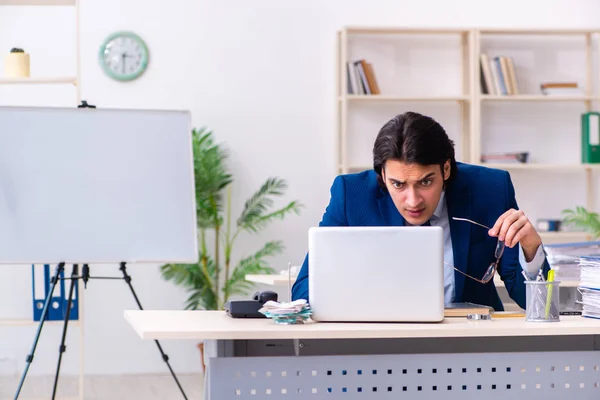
[336,26,600,243]
[0,1,84,400]
[0,76,77,84]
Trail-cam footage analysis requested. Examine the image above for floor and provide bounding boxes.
[1,373,204,400]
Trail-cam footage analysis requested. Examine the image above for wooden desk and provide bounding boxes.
[125,310,600,399]
[124,310,599,340]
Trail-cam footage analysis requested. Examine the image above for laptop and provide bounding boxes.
[308,226,445,322]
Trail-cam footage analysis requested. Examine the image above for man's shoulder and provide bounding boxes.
[331,169,382,198]
[334,169,381,189]
[456,162,510,186]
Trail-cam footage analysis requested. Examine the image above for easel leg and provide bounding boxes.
[52,264,78,400]
[14,262,65,400]
[119,262,189,400]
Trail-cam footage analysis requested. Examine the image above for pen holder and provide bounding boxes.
[525,281,560,322]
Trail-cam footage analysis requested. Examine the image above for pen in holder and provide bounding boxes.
[525,280,560,322]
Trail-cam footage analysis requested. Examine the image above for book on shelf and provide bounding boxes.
[346,59,380,95]
[480,53,519,95]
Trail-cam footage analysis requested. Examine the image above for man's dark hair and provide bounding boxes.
[373,111,457,189]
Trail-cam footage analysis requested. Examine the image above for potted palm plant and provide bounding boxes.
[562,206,600,239]
[160,127,302,369]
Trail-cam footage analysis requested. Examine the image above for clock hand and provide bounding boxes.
[121,53,126,74]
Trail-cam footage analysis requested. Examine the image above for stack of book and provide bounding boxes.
[346,59,380,95]
[479,53,519,95]
[578,255,600,319]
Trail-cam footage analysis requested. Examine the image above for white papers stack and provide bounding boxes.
[259,299,312,324]
[545,241,600,280]
[578,256,600,319]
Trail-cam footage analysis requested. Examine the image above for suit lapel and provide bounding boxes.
[446,177,472,302]
[377,189,405,226]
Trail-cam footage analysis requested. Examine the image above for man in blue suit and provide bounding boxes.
[292,111,550,311]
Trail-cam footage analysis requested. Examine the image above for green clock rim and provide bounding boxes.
[98,31,149,81]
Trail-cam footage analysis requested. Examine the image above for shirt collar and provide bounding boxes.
[431,191,446,221]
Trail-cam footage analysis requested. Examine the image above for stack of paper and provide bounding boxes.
[578,256,600,319]
[545,241,600,280]
[259,299,312,324]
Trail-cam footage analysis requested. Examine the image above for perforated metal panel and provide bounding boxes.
[209,351,600,399]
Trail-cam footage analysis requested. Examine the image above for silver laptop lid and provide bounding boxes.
[308,226,444,322]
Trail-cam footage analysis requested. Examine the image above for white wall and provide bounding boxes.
[1,0,600,378]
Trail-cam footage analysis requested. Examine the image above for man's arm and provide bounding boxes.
[520,243,546,280]
[494,172,550,309]
[291,176,349,301]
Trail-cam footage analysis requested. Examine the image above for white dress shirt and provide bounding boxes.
[428,191,546,305]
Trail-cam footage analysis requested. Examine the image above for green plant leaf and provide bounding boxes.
[237,178,302,233]
[561,206,600,238]
[160,254,218,310]
[192,128,232,229]
[245,200,302,233]
[222,240,283,299]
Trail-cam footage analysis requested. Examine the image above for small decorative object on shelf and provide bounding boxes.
[4,47,30,78]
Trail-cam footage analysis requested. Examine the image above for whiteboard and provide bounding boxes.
[0,106,198,264]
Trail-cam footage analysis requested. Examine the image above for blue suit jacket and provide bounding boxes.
[291,162,550,311]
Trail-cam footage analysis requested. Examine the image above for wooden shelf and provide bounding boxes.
[0,0,75,5]
[479,162,587,171]
[0,318,81,327]
[0,77,77,85]
[481,94,595,101]
[343,95,469,102]
[479,163,600,171]
[345,164,600,172]
[345,26,469,35]
[479,28,600,36]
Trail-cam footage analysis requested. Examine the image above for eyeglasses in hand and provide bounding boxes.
[444,217,505,284]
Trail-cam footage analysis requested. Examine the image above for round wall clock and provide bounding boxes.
[99,31,149,81]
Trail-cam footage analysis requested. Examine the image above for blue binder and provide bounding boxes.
[31,264,79,321]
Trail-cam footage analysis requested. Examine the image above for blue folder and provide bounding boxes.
[31,264,79,321]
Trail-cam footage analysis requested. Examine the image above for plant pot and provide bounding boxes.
[4,52,30,78]
[197,341,206,374]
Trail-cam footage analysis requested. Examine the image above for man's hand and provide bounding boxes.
[489,209,542,262]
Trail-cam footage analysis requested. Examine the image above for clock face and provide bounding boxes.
[99,31,149,81]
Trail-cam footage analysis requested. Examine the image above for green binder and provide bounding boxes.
[582,112,600,163]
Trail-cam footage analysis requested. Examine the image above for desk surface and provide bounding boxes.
[124,310,600,341]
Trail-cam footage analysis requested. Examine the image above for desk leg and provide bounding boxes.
[207,337,600,400]
[204,339,234,400]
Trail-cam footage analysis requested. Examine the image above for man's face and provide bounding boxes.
[381,159,450,226]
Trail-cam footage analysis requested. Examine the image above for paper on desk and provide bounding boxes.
[259,299,308,315]
[258,299,312,324]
